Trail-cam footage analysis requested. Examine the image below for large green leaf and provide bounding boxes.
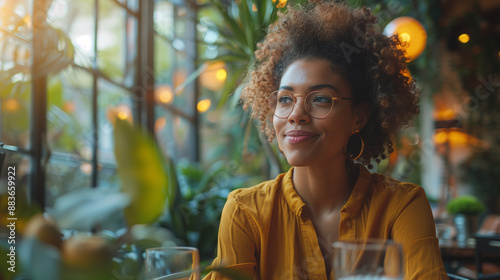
[113,119,171,226]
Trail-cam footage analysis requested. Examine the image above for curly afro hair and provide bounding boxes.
[240,1,420,166]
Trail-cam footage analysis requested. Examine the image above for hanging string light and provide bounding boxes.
[384,16,427,61]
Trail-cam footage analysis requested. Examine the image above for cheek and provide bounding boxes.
[272,116,281,132]
[272,117,285,142]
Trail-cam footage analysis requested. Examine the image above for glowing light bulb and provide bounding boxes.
[197,99,211,113]
[155,85,173,104]
[399,32,411,43]
[384,17,427,61]
[216,69,227,81]
[118,111,128,120]
[458,34,470,44]
[200,62,226,91]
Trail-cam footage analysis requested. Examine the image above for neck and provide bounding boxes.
[293,159,357,215]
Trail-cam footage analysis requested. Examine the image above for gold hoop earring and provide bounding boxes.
[345,130,364,160]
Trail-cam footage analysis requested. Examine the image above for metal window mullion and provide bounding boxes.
[142,0,154,134]
[135,0,155,135]
[73,63,132,92]
[185,0,200,162]
[91,0,99,188]
[29,0,48,210]
[109,0,138,18]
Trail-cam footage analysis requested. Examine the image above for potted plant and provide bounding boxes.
[446,195,486,243]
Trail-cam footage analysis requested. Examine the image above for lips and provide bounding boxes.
[284,130,318,144]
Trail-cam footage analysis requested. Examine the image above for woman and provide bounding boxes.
[205,1,447,279]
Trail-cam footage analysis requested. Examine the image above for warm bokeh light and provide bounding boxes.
[107,104,133,124]
[399,32,411,43]
[384,17,427,61]
[200,62,226,91]
[63,101,75,113]
[3,98,19,112]
[216,69,227,81]
[80,163,93,174]
[155,117,166,132]
[434,130,481,147]
[272,0,287,8]
[434,108,456,121]
[458,34,470,44]
[155,85,174,104]
[117,111,128,120]
[197,99,211,113]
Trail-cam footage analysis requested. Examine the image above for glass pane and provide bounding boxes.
[0,0,31,149]
[155,34,175,85]
[45,152,90,209]
[154,1,175,40]
[47,68,92,155]
[97,78,133,163]
[97,0,128,84]
[48,0,95,68]
[155,106,176,159]
[0,82,31,149]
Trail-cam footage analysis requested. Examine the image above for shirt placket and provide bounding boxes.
[298,209,329,280]
[339,208,357,240]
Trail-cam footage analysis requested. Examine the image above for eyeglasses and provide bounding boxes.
[267,90,354,119]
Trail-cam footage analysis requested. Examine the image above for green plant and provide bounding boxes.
[462,147,500,214]
[446,195,486,215]
[158,159,252,263]
[196,0,308,177]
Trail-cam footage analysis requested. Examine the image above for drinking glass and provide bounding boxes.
[332,239,403,280]
[144,247,200,280]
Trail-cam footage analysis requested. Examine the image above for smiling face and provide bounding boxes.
[273,58,367,167]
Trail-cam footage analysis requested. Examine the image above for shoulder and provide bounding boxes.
[371,173,426,197]
[224,173,285,213]
[368,173,429,209]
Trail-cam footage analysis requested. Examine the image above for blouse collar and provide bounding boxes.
[279,164,373,218]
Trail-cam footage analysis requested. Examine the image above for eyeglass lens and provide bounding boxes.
[268,90,334,118]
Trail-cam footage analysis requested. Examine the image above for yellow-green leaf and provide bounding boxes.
[114,119,170,226]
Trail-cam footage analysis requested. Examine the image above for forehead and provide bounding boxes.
[280,58,351,95]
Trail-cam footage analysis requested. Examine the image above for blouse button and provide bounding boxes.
[345,220,352,228]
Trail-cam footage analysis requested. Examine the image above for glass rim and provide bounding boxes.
[332,239,401,250]
[145,246,199,253]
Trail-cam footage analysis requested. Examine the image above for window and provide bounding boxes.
[0,0,208,213]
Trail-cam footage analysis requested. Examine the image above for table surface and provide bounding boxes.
[439,239,476,261]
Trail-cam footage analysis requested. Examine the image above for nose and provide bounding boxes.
[288,96,311,124]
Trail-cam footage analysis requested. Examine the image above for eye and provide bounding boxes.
[277,94,294,104]
[310,93,332,104]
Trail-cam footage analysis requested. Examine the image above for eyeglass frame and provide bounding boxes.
[266,90,355,119]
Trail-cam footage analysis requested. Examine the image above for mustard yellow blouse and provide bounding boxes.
[204,165,448,279]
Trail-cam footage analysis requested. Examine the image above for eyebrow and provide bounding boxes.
[279,84,340,93]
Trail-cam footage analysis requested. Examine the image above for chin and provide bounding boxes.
[284,153,315,167]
